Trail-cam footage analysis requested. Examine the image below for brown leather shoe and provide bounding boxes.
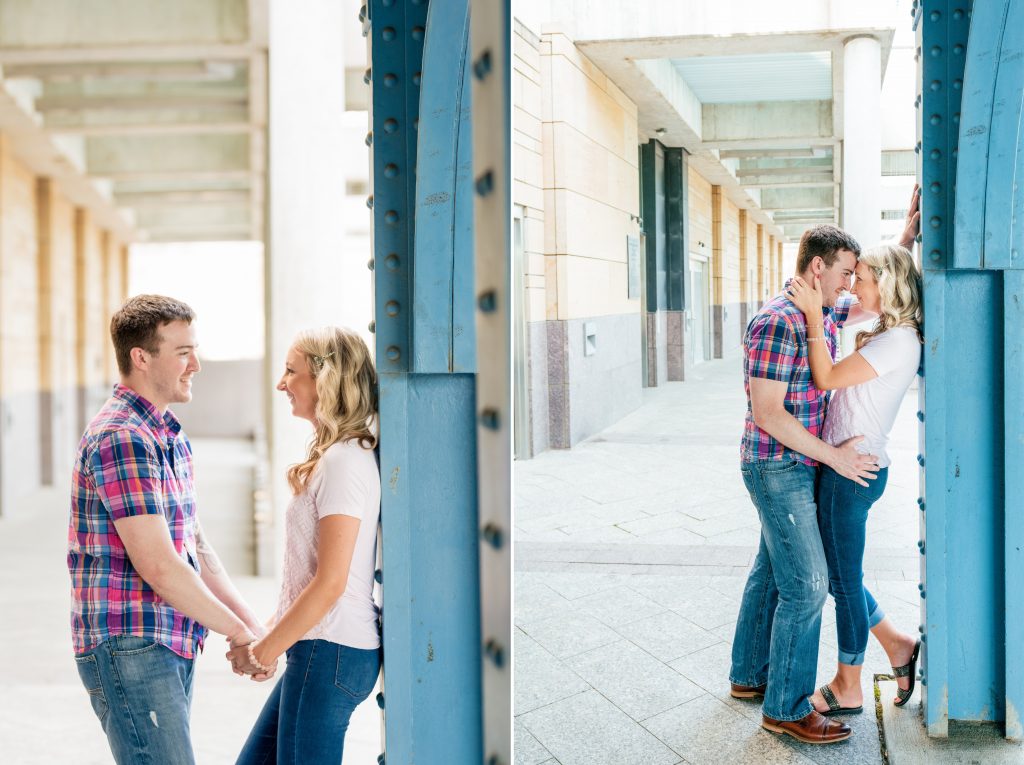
[730,681,767,699]
[761,710,852,744]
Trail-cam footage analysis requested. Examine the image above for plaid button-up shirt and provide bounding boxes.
[68,384,206,658]
[741,283,852,466]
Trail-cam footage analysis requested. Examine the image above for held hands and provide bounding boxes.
[831,436,880,487]
[225,632,277,682]
[785,275,823,317]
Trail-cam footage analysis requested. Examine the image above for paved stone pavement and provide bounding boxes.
[515,358,925,765]
[0,440,380,764]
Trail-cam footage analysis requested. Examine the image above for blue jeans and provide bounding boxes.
[730,460,829,721]
[74,635,197,765]
[237,640,381,765]
[817,465,889,665]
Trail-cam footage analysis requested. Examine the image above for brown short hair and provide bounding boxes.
[795,225,861,273]
[110,295,195,376]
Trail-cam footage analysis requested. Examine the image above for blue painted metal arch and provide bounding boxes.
[413,0,477,374]
[369,0,483,761]
[918,0,1024,740]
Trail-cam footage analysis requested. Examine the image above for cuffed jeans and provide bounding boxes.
[236,639,381,765]
[74,635,197,765]
[730,460,828,721]
[817,465,889,666]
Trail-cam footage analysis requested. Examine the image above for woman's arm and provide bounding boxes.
[788,276,879,391]
[229,513,361,671]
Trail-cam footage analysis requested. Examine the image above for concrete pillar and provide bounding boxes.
[738,210,749,333]
[777,242,783,292]
[756,224,765,307]
[267,0,366,573]
[711,185,724,358]
[842,35,882,248]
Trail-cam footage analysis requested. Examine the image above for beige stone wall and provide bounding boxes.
[515,21,546,325]
[540,30,640,321]
[0,134,128,511]
[722,196,741,308]
[743,212,758,305]
[104,231,123,381]
[688,166,712,258]
[0,136,40,400]
[75,210,111,394]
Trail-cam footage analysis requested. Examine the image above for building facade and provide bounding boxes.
[514,0,914,457]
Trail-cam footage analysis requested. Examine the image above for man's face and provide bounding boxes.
[815,249,857,307]
[146,320,200,408]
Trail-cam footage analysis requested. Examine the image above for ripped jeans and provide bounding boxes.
[74,635,196,765]
[730,460,828,721]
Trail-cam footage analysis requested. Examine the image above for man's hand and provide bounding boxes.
[828,436,880,487]
[225,638,278,681]
[898,184,921,251]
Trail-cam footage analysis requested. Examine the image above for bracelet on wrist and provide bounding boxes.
[247,641,273,673]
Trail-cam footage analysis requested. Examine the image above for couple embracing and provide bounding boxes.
[68,295,380,764]
[729,190,924,745]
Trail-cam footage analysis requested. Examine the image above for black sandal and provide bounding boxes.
[892,640,921,707]
[818,683,863,716]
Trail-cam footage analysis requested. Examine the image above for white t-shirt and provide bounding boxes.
[822,326,921,468]
[273,439,382,649]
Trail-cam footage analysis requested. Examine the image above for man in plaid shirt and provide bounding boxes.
[69,295,271,765]
[727,226,882,745]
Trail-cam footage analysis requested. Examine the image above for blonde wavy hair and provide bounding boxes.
[855,244,924,351]
[286,326,379,494]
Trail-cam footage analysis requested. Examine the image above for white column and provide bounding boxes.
[841,35,882,250]
[267,0,370,572]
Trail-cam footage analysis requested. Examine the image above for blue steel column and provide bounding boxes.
[368,0,483,761]
[917,0,1024,739]
[471,1,511,763]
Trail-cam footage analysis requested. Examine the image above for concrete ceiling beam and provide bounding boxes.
[35,93,248,111]
[115,189,251,205]
[702,99,832,145]
[51,121,253,136]
[134,203,249,229]
[740,180,838,189]
[0,43,257,65]
[735,165,834,177]
[97,169,252,182]
[85,133,249,175]
[142,223,253,242]
[760,187,835,210]
[0,0,249,48]
[2,61,241,81]
[719,148,817,159]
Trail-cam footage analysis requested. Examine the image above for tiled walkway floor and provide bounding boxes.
[515,358,923,765]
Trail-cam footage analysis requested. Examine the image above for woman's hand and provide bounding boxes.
[786,275,823,318]
[225,639,278,682]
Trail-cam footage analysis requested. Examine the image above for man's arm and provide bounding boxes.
[194,521,265,638]
[114,514,254,644]
[749,376,879,486]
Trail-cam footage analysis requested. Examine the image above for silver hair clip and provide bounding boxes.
[312,351,335,370]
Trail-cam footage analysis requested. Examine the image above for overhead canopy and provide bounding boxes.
[0,0,269,242]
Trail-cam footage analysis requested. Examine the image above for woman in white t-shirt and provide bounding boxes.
[229,326,382,764]
[787,244,923,717]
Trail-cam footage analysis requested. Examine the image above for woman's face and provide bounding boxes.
[277,345,318,422]
[851,261,881,313]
